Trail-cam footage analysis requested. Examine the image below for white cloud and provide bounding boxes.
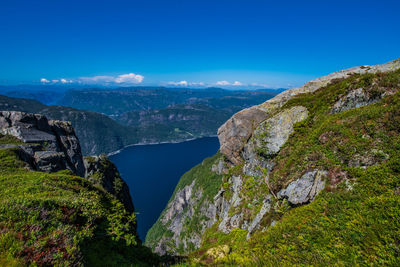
[114,73,144,84]
[216,80,230,86]
[191,82,205,86]
[78,73,144,85]
[215,81,244,87]
[166,81,208,87]
[39,73,144,86]
[60,78,73,84]
[167,80,189,86]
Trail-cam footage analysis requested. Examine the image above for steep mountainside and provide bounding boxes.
[0,111,162,266]
[146,59,400,265]
[117,104,232,141]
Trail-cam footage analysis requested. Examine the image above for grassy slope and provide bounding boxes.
[0,147,160,266]
[184,70,400,265]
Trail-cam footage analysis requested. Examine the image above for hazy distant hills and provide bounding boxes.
[57,87,282,116]
[0,87,281,155]
[0,85,68,105]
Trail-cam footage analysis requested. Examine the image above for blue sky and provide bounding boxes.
[0,0,399,88]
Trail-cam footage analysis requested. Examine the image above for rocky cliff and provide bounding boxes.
[146,58,400,265]
[84,155,135,214]
[0,111,85,176]
[0,111,135,213]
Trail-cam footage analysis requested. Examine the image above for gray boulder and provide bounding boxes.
[242,106,308,177]
[331,88,379,114]
[278,170,327,205]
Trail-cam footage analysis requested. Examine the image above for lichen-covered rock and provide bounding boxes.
[84,155,135,213]
[242,106,308,177]
[0,111,85,176]
[218,107,269,165]
[348,149,389,168]
[247,195,272,239]
[206,245,230,260]
[278,170,327,205]
[331,88,379,113]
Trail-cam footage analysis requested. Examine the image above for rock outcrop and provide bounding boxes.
[0,111,136,215]
[331,88,378,114]
[277,170,327,205]
[84,155,135,213]
[0,111,85,176]
[242,106,309,177]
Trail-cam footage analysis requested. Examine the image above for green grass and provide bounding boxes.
[0,148,161,266]
[0,134,25,145]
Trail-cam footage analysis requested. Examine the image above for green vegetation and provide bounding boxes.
[0,134,25,145]
[145,153,224,253]
[0,148,161,266]
[183,70,400,265]
[172,153,223,201]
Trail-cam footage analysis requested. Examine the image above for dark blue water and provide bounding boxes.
[109,137,219,241]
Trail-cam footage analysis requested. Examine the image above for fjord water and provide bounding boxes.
[109,137,220,240]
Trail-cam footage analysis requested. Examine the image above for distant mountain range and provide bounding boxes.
[0,87,281,155]
[56,87,283,116]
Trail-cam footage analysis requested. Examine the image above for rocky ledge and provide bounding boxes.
[0,111,85,176]
[0,111,135,216]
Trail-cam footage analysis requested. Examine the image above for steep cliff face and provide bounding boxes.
[145,154,224,255]
[146,58,400,265]
[84,155,135,214]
